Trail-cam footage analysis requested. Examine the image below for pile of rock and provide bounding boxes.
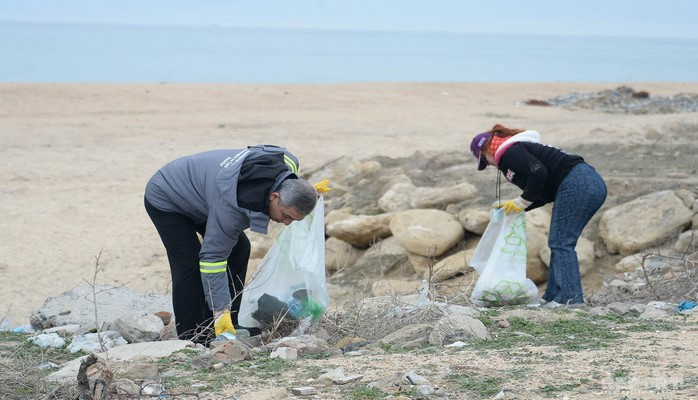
[525,85,698,114]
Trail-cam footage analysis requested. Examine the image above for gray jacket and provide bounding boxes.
[145,145,299,311]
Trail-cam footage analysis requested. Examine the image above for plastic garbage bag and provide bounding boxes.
[469,208,539,307]
[238,197,329,330]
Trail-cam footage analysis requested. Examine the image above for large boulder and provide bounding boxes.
[599,190,693,255]
[378,182,417,212]
[351,236,410,275]
[458,207,491,235]
[325,212,393,248]
[389,209,465,257]
[30,284,173,330]
[409,182,479,209]
[325,237,363,273]
[428,249,476,283]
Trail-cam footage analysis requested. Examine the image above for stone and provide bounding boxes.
[410,182,478,209]
[599,190,693,256]
[390,209,464,257]
[325,237,363,273]
[292,387,318,395]
[326,212,394,248]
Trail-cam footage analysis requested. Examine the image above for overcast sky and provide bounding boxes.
[1,0,697,39]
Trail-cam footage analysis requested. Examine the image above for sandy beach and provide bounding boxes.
[2,82,697,326]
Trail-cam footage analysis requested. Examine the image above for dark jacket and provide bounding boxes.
[145,145,299,311]
[498,141,584,211]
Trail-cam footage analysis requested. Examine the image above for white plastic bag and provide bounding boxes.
[238,197,329,329]
[469,208,539,307]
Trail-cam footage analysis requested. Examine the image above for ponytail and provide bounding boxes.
[490,124,525,137]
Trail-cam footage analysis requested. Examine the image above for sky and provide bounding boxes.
[1,0,697,39]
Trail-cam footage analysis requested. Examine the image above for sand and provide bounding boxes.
[2,82,697,326]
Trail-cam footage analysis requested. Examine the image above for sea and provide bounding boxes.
[2,20,697,84]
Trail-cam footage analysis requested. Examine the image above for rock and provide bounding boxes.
[410,182,478,209]
[266,334,330,356]
[106,311,165,343]
[407,252,432,275]
[428,314,489,345]
[291,387,317,395]
[325,237,363,273]
[675,230,698,253]
[545,85,698,114]
[390,209,464,257]
[113,379,141,396]
[240,387,290,399]
[270,347,298,360]
[113,357,159,380]
[48,340,195,383]
[30,283,173,331]
[428,249,475,282]
[326,212,394,248]
[599,190,693,255]
[379,323,433,349]
[379,182,417,212]
[211,340,253,363]
[351,236,410,276]
[639,301,675,320]
[371,279,423,297]
[458,207,491,235]
[613,253,671,273]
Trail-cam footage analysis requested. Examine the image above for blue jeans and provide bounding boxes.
[542,163,607,305]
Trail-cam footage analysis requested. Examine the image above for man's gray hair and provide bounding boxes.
[278,179,318,216]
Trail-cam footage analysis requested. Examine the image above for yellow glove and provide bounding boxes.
[493,196,532,215]
[501,200,524,214]
[214,310,237,336]
[313,179,331,193]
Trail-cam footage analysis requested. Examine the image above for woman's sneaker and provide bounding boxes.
[541,299,585,309]
[541,300,563,309]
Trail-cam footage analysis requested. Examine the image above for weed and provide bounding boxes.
[506,366,531,381]
[379,343,412,354]
[539,382,581,397]
[668,374,698,390]
[415,345,441,355]
[299,351,333,360]
[396,385,424,397]
[612,368,631,380]
[161,369,230,393]
[348,384,386,399]
[445,374,504,398]
[0,331,71,399]
[472,315,623,351]
[626,319,681,332]
[296,365,324,381]
[232,357,291,379]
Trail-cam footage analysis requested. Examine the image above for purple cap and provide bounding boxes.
[470,132,492,171]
